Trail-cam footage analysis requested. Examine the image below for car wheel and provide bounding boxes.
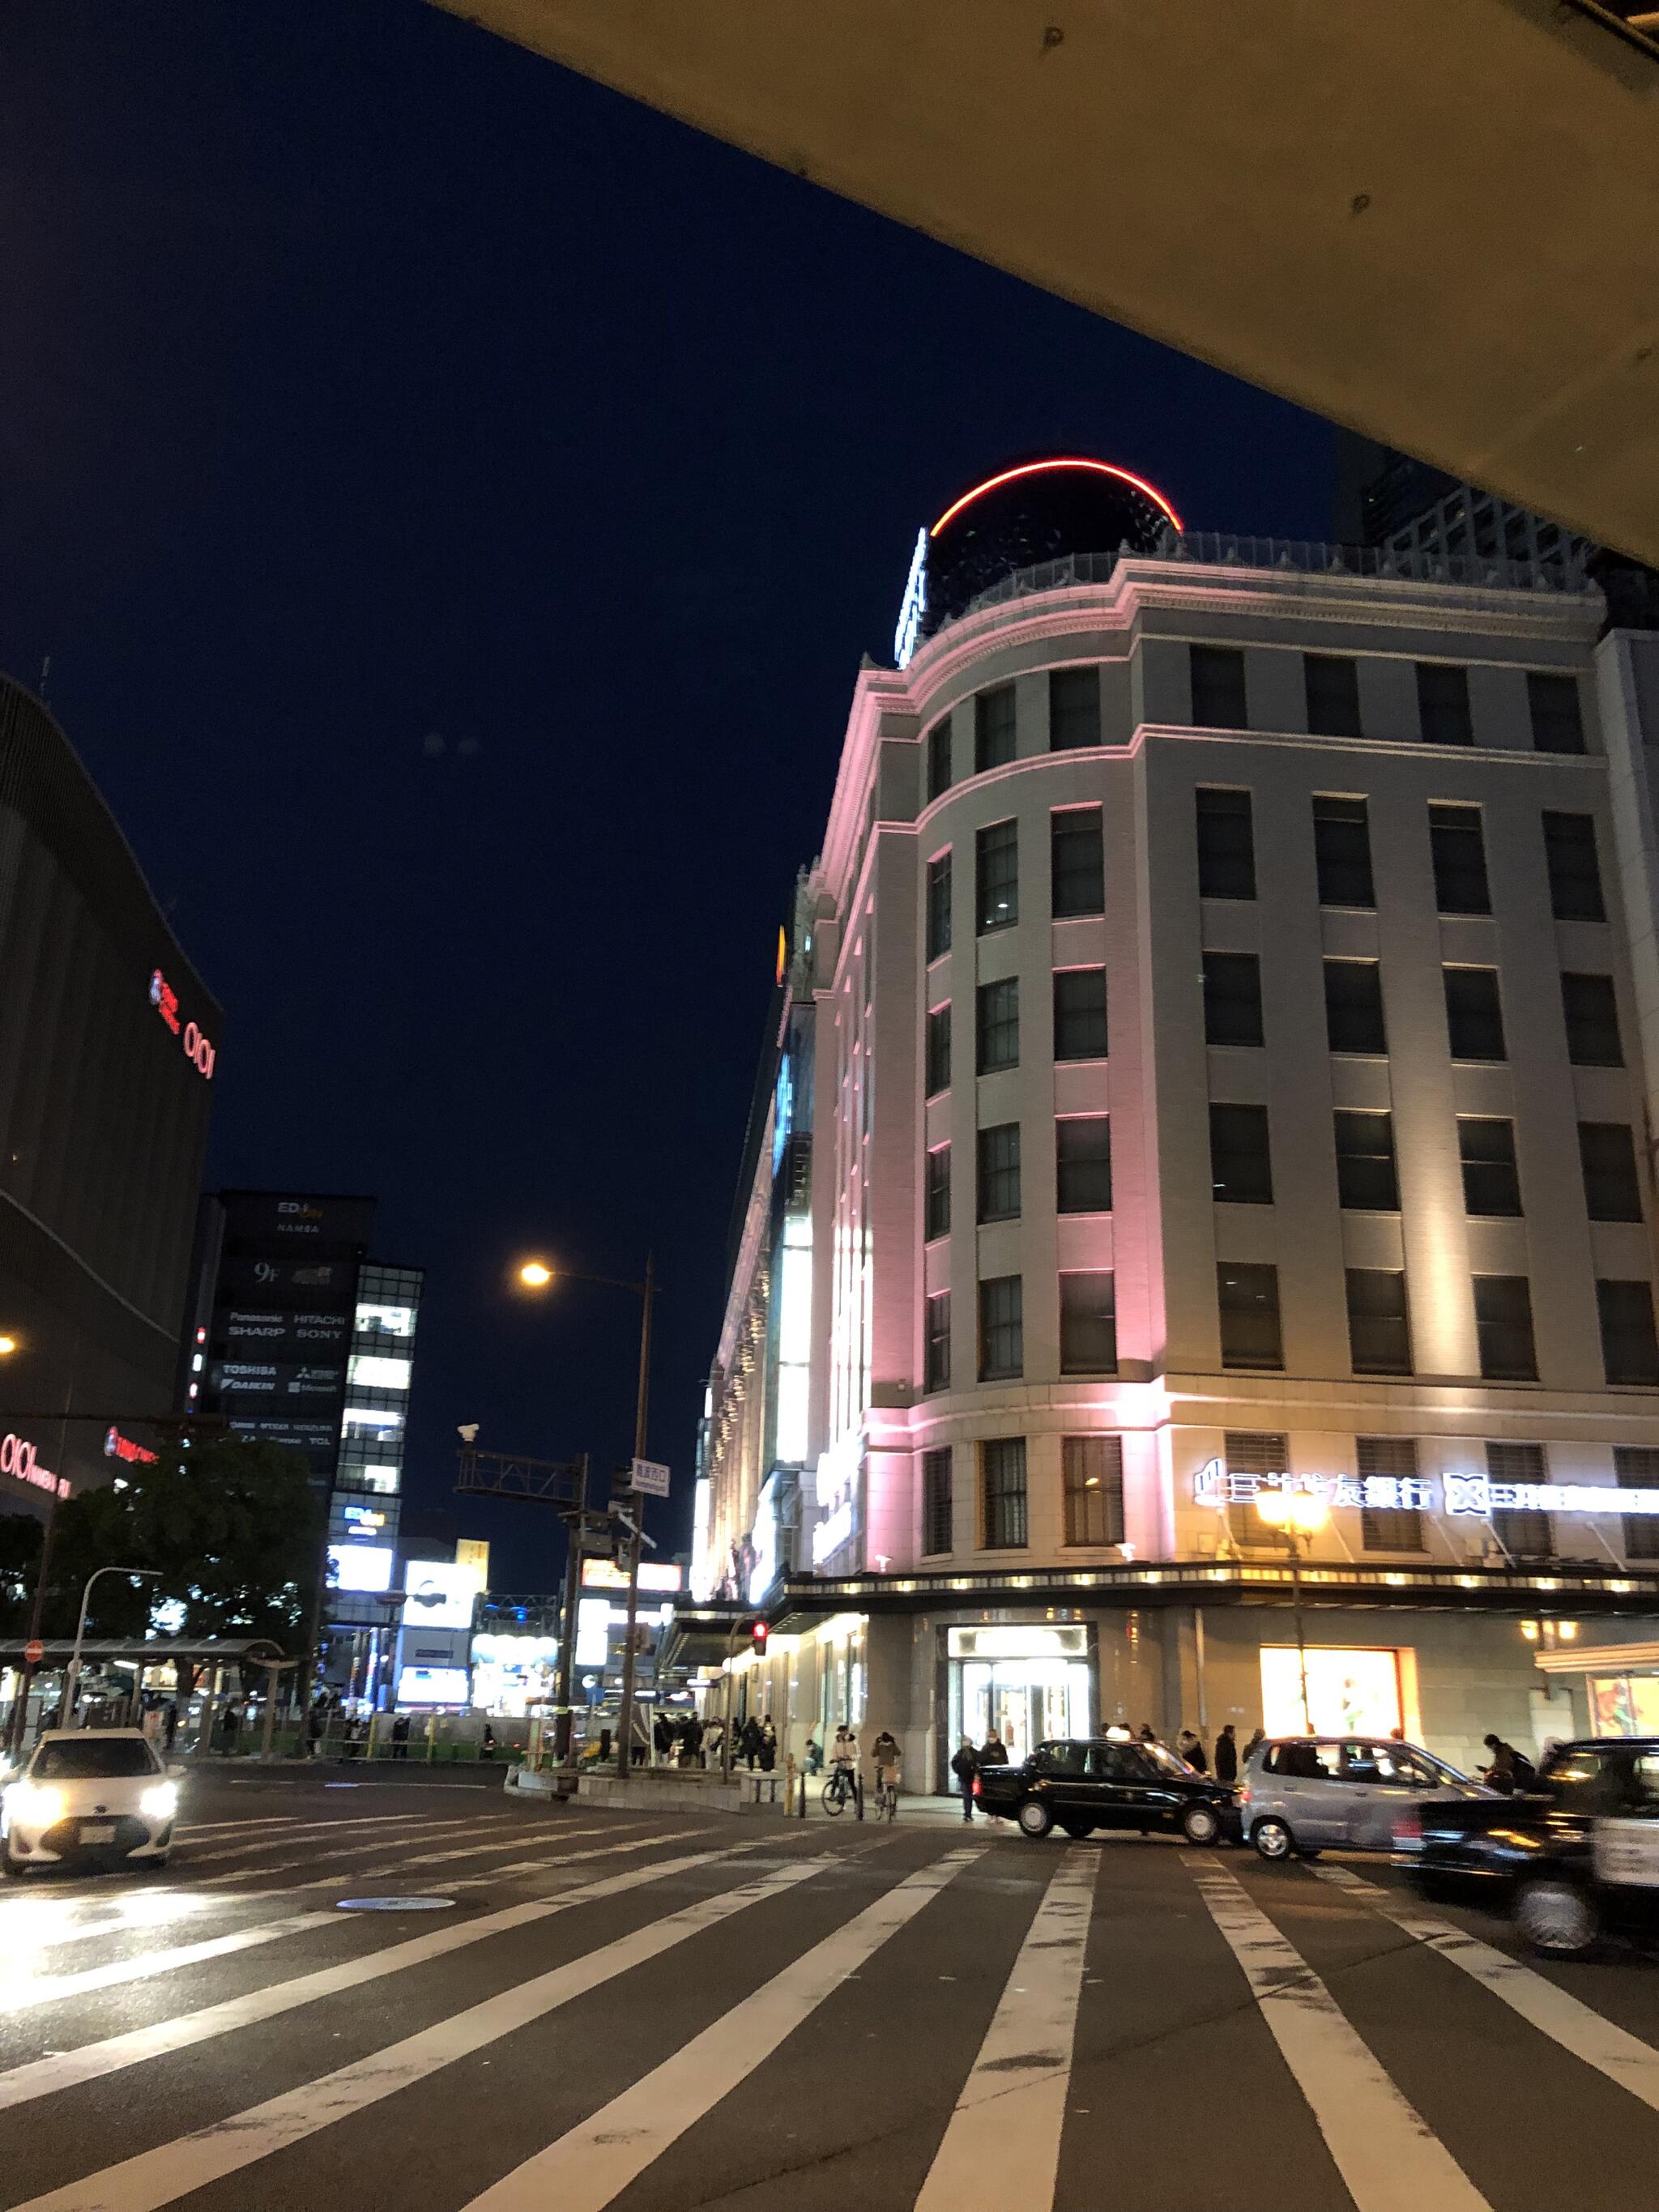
[1017,1798,1054,1839]
[1182,1803,1222,1846]
[1252,1817,1295,1862]
[2,1844,26,1880]
[1057,1818,1095,1840]
[1516,1878,1599,1958]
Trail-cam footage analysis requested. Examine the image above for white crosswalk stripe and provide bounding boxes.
[912,1852,1094,2212]
[1313,1863,1659,2112]
[0,1838,769,2115]
[1184,1855,1492,2212]
[177,1813,482,1873]
[11,1852,840,2212]
[459,1846,983,2212]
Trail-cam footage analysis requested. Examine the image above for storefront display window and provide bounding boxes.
[1590,1673,1659,1737]
[945,1625,1092,1765]
[1260,1646,1402,1738]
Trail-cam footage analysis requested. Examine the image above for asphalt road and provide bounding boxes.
[4,1771,1659,2211]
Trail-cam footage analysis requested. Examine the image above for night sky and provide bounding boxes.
[1,4,1335,1592]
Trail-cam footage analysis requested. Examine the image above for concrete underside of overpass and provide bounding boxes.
[430,0,1659,563]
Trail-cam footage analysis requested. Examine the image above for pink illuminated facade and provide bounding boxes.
[697,462,1659,1792]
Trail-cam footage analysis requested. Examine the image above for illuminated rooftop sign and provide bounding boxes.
[1194,1460,1659,1521]
[150,969,216,1080]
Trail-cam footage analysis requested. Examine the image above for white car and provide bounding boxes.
[2,1728,181,1876]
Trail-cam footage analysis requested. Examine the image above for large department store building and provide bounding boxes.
[692,457,1659,1789]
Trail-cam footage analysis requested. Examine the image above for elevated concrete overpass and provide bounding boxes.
[431,0,1659,562]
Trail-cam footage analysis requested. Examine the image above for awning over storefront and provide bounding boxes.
[1536,1639,1659,1675]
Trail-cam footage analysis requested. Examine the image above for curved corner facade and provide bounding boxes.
[0,677,220,1502]
[698,531,1659,1787]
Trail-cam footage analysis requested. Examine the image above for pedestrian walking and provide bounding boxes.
[949,1735,979,1822]
[1176,1727,1208,1773]
[390,1714,410,1762]
[163,1700,178,1753]
[1480,1733,1537,1793]
[978,1729,1009,1767]
[1213,1723,1239,1785]
[480,1724,497,1761]
[684,1711,705,1768]
[222,1703,241,1756]
[1137,1723,1158,1745]
[759,1714,778,1772]
[740,1713,763,1771]
[1243,1727,1266,1763]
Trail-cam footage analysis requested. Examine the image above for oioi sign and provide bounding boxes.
[1194,1458,1659,1521]
[150,969,215,1080]
[2,1434,68,1501]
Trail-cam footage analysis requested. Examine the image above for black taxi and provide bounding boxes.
[975,1733,1237,1843]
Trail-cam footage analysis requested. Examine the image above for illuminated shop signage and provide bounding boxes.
[2,1434,68,1500]
[811,1434,863,1566]
[104,1427,159,1465]
[150,969,215,1079]
[893,527,929,670]
[1193,1459,1659,1521]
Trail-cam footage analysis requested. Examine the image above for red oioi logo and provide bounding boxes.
[151,970,215,1080]
[1,1433,68,1500]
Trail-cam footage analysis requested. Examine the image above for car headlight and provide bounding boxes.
[6,1784,66,1827]
[139,1783,179,1822]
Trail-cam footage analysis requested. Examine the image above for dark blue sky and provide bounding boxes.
[1,3,1334,1590]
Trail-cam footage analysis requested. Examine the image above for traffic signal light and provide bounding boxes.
[751,1619,769,1654]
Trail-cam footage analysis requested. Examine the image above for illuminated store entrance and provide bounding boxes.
[946,1624,1092,1766]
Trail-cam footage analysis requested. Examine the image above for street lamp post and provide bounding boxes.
[518,1253,657,1782]
[1254,1490,1328,1734]
[64,1567,160,1724]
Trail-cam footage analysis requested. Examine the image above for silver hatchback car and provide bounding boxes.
[1237,1736,1490,1860]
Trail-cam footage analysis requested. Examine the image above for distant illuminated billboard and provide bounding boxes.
[403,1561,480,1630]
[328,1541,394,1594]
[580,1559,682,1595]
[396,1665,471,1707]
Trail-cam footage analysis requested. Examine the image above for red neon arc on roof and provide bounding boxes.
[931,457,1183,539]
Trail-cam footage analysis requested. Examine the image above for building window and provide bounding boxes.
[927,718,953,802]
[1417,663,1473,746]
[976,820,1018,934]
[1429,803,1491,914]
[975,684,1017,773]
[1305,654,1362,738]
[1487,1441,1551,1558]
[923,1291,951,1392]
[1051,808,1105,918]
[981,1437,1028,1549]
[1346,1268,1411,1375]
[1059,1272,1117,1375]
[1616,1446,1659,1562]
[976,979,1019,1073]
[979,1275,1023,1380]
[1459,1119,1521,1216]
[926,1003,952,1096]
[1473,1276,1537,1381]
[1444,967,1506,1061]
[1056,1116,1111,1213]
[1049,666,1101,751]
[1225,1430,1289,1545]
[1063,1435,1124,1545]
[924,1145,951,1241]
[1209,1103,1273,1205]
[1324,959,1388,1055]
[1598,1281,1659,1386]
[1542,811,1605,922]
[1191,644,1247,730]
[1203,950,1263,1047]
[1195,787,1256,900]
[1562,972,1623,1066]
[1053,968,1108,1060]
[924,853,953,964]
[1529,671,1584,755]
[1312,795,1375,908]
[1580,1123,1644,1223]
[1358,1437,1426,1552]
[1218,1264,1283,1370]
[1333,1110,1398,1210]
[922,1447,953,1555]
[977,1123,1021,1223]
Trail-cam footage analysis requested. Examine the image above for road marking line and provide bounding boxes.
[228,1822,700,1898]
[1312,1864,1659,2112]
[1185,1856,1491,2212]
[12,1853,841,2212]
[459,1848,984,2212]
[0,1913,339,2014]
[177,1814,483,1871]
[0,1837,783,2115]
[185,1817,492,1885]
[912,1853,1094,2212]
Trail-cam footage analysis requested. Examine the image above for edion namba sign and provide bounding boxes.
[1,1434,68,1501]
[150,970,215,1079]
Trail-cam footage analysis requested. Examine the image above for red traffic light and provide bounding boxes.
[751,1620,769,1650]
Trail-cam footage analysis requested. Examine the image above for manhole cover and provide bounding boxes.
[335,1895,456,1913]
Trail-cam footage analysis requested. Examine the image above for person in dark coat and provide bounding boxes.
[1213,1723,1239,1784]
[978,1730,1009,1767]
[740,1714,764,1771]
[1176,1727,1208,1773]
[949,1736,979,1822]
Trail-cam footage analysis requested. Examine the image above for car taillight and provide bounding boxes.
[1237,1781,1251,1808]
[1392,1805,1423,1852]
[972,1775,983,1796]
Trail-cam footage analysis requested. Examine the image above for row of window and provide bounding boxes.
[924,808,1107,957]
[1224,1434,1659,1561]
[926,970,1108,1091]
[1197,789,1604,918]
[1209,1104,1644,1224]
[924,655,1586,805]
[927,1117,1113,1234]
[921,1434,1125,1555]
[921,1262,1659,1391]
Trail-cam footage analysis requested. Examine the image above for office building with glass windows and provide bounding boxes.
[697,454,1659,1789]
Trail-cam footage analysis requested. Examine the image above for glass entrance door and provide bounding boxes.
[953,1657,1092,1767]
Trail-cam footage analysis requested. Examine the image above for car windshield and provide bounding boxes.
[1141,1743,1195,1778]
[31,1739,157,1781]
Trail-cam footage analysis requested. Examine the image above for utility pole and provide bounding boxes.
[613,1252,656,1782]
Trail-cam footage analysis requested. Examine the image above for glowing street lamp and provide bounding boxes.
[1255,1489,1328,1733]
[518,1261,554,1289]
[0,1336,17,1357]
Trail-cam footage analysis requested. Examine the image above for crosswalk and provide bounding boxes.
[3,1800,1659,2211]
